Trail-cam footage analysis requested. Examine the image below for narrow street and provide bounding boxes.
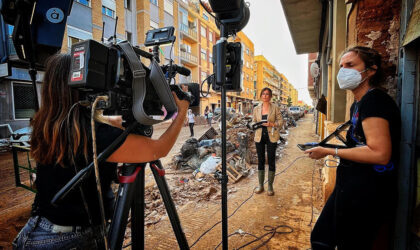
[144,114,325,249]
[0,114,325,249]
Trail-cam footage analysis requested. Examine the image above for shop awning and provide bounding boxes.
[280,0,323,54]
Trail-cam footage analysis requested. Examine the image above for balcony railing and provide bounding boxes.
[180,23,198,41]
[180,51,198,64]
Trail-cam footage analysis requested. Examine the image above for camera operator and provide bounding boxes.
[305,46,401,249]
[12,54,189,249]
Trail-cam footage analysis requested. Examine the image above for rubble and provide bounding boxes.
[140,111,295,226]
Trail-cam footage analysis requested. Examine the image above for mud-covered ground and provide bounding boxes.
[0,115,324,249]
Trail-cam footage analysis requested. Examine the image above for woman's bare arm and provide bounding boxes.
[305,117,392,165]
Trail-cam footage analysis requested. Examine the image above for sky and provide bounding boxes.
[241,0,312,105]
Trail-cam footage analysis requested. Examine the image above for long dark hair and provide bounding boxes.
[342,46,384,87]
[30,54,89,167]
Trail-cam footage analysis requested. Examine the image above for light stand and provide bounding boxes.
[214,23,229,250]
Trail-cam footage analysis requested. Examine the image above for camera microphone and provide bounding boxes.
[163,64,191,77]
[172,64,191,76]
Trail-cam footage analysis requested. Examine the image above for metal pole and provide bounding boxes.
[221,84,228,250]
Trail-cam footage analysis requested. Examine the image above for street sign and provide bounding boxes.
[0,63,9,78]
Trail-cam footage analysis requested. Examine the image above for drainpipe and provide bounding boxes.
[315,0,328,99]
[326,0,333,65]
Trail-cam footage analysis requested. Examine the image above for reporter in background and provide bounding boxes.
[12,54,189,249]
[252,87,283,196]
[306,46,401,249]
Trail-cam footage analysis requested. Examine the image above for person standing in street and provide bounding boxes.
[204,106,209,121]
[207,109,213,126]
[187,109,195,137]
[252,87,283,196]
[306,46,401,249]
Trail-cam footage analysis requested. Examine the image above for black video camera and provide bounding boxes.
[69,26,199,126]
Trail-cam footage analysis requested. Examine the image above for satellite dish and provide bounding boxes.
[310,62,320,78]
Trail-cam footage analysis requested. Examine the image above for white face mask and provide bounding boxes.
[337,68,368,90]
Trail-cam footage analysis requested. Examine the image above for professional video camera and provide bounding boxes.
[69,26,199,126]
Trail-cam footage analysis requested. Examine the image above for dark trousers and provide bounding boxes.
[255,130,277,172]
[311,164,396,250]
[189,123,194,136]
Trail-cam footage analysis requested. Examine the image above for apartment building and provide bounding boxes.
[232,31,256,114]
[0,0,260,132]
[254,55,285,106]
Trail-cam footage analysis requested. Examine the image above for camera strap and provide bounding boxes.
[117,42,177,126]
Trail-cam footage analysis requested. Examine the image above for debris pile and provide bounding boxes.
[138,110,299,227]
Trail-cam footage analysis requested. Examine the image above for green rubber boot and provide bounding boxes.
[267,171,275,196]
[255,170,265,194]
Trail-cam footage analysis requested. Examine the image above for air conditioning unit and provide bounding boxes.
[180,44,187,52]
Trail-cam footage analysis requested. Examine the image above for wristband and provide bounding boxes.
[334,148,339,159]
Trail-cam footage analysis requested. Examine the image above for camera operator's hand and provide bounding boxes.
[172,92,189,114]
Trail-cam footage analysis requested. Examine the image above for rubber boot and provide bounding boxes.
[255,170,265,194]
[267,171,275,196]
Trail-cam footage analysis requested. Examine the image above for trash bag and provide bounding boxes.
[181,138,199,158]
[200,155,221,174]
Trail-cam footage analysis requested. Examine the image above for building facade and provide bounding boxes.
[254,55,295,107]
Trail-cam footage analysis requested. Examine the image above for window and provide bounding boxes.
[201,48,207,60]
[246,74,249,81]
[203,13,209,21]
[150,20,159,29]
[76,0,90,7]
[201,26,206,38]
[164,0,173,15]
[124,0,131,9]
[209,53,213,62]
[13,82,36,119]
[102,6,115,18]
[68,36,82,48]
[209,31,213,42]
[150,0,158,6]
[126,31,132,43]
[246,48,249,55]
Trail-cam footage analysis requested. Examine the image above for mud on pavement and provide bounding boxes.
[141,114,325,249]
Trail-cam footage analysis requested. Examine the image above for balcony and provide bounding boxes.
[180,23,198,42]
[180,51,198,66]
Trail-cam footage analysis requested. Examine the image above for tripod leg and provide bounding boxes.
[108,165,142,250]
[131,166,145,250]
[150,160,190,250]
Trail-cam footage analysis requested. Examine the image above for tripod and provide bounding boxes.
[109,160,189,249]
[52,122,190,250]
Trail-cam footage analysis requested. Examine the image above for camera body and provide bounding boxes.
[68,27,199,126]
